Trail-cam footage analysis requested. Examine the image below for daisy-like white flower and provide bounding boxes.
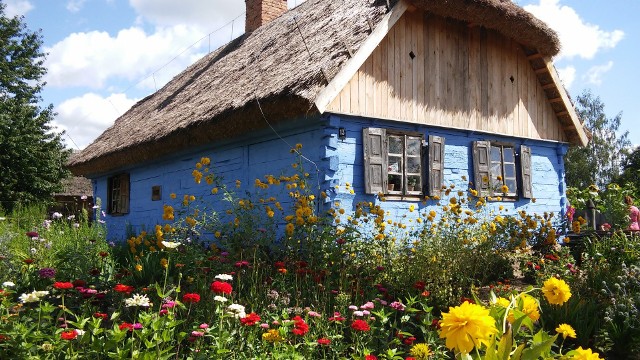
[214,296,228,303]
[161,241,180,249]
[215,274,233,281]
[125,294,152,307]
[227,303,246,318]
[2,281,15,287]
[19,290,50,303]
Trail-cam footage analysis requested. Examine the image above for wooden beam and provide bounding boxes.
[534,67,548,74]
[555,111,569,117]
[542,83,556,90]
[314,0,410,114]
[527,53,543,60]
[549,97,562,103]
[542,57,589,146]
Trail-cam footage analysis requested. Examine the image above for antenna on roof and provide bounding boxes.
[291,15,330,84]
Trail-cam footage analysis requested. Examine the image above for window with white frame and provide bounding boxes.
[473,141,532,199]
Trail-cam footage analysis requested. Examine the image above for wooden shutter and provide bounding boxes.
[119,174,130,214]
[473,141,492,197]
[363,128,387,194]
[520,145,533,199]
[428,135,445,196]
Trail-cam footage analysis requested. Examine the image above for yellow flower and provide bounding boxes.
[501,184,509,193]
[262,329,283,343]
[520,293,540,322]
[170,193,176,199]
[285,223,294,236]
[409,343,432,360]
[556,323,576,339]
[409,204,415,212]
[439,301,498,354]
[570,347,603,360]
[542,277,572,305]
[135,264,143,272]
[160,258,168,268]
[200,157,210,166]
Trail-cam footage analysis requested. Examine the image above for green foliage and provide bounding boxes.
[564,90,631,189]
[567,182,636,230]
[615,145,640,199]
[0,3,71,213]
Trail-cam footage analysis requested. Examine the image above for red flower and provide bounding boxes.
[403,336,416,345]
[317,337,331,345]
[291,316,309,336]
[328,312,346,322]
[24,259,34,264]
[365,355,378,360]
[240,312,261,326]
[210,281,232,294]
[26,231,39,238]
[234,260,250,268]
[274,261,286,268]
[413,281,426,291]
[54,282,74,290]
[544,254,560,261]
[114,284,135,294]
[406,357,416,360]
[60,330,78,340]
[99,251,109,258]
[119,322,134,331]
[277,268,287,274]
[182,293,201,303]
[351,319,370,332]
[93,312,108,320]
[72,279,87,287]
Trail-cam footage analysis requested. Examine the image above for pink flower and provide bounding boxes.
[389,301,406,311]
[199,323,209,329]
[191,331,204,337]
[360,301,375,310]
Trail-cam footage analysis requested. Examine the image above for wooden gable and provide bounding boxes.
[323,9,571,143]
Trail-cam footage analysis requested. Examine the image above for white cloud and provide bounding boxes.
[128,0,245,30]
[66,0,86,13]
[44,25,209,90]
[54,93,138,149]
[523,0,624,60]
[556,65,576,89]
[584,61,614,86]
[3,0,33,17]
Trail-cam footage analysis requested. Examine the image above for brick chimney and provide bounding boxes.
[245,0,287,33]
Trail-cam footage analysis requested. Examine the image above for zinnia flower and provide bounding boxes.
[365,355,378,360]
[262,329,283,342]
[182,293,201,303]
[439,301,498,354]
[317,337,331,345]
[291,316,309,336]
[351,319,371,332]
[240,312,261,326]
[114,284,135,294]
[556,323,577,339]
[570,347,603,360]
[215,274,233,281]
[161,241,180,249]
[542,277,572,305]
[124,293,152,307]
[210,281,232,294]
[410,343,433,359]
[38,268,56,278]
[53,282,74,290]
[227,304,246,318]
[19,290,49,303]
[60,330,78,340]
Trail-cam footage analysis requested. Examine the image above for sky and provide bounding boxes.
[3,0,638,149]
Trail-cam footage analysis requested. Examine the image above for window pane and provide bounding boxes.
[491,147,502,162]
[407,137,421,156]
[504,164,516,178]
[388,174,402,192]
[506,179,517,193]
[388,136,403,154]
[491,163,502,178]
[408,175,421,191]
[503,148,515,163]
[407,157,421,173]
[388,156,402,173]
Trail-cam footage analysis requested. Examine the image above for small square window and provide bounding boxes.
[151,185,162,201]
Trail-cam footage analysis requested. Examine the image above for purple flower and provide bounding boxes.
[38,267,56,278]
[133,323,143,330]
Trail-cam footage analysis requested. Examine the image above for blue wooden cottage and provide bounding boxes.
[68,0,588,241]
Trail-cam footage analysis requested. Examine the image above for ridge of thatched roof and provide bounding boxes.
[55,176,93,197]
[68,0,564,176]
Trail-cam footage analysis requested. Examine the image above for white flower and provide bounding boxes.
[353,310,364,317]
[2,281,15,287]
[214,296,228,303]
[30,248,37,254]
[19,290,49,303]
[161,241,180,249]
[226,303,246,318]
[81,195,88,200]
[125,293,152,307]
[75,329,85,336]
[67,215,75,220]
[52,212,63,219]
[0,217,6,221]
[215,274,233,281]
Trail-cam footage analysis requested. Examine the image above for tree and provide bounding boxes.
[564,90,630,189]
[0,4,70,213]
[615,145,640,197]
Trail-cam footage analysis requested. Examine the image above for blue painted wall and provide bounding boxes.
[93,113,568,241]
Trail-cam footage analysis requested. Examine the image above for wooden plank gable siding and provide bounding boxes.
[326,10,567,143]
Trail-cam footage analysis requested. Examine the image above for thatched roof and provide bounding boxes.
[68,0,565,176]
[55,176,93,197]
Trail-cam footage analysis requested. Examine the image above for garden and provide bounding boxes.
[1,148,639,359]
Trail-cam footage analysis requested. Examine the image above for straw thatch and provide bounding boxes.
[55,176,93,197]
[68,0,561,176]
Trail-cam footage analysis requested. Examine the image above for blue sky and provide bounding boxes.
[4,0,638,149]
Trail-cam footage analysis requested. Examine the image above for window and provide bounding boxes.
[473,141,532,198]
[108,173,130,215]
[363,128,445,196]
